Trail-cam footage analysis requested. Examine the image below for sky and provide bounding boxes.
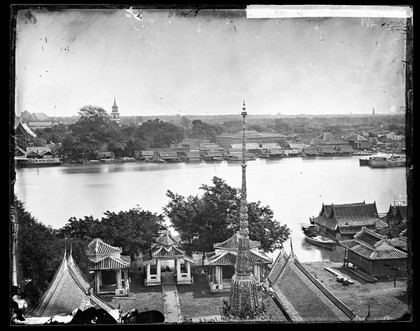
[14,7,408,117]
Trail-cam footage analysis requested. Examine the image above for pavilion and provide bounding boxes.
[86,238,131,295]
[206,232,272,292]
[142,230,195,286]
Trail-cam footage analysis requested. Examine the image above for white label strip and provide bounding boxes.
[246,5,412,19]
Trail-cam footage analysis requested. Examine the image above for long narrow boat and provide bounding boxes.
[304,234,336,250]
[15,157,62,168]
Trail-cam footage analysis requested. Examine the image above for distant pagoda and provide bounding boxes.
[222,101,265,320]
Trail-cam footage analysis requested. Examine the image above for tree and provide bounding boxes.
[98,208,164,258]
[64,105,125,160]
[58,208,164,259]
[188,120,224,143]
[164,177,290,260]
[137,119,184,148]
[14,198,64,307]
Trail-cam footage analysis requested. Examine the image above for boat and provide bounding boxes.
[304,234,336,249]
[302,224,336,249]
[15,157,62,168]
[359,158,370,166]
[369,155,406,168]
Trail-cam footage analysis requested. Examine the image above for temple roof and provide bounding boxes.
[262,249,359,322]
[86,238,122,259]
[206,249,271,266]
[214,232,261,250]
[314,202,380,230]
[143,231,195,265]
[155,231,178,246]
[340,227,408,260]
[31,251,115,318]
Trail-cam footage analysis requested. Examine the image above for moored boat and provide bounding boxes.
[369,155,406,168]
[359,158,370,166]
[304,234,336,249]
[15,157,62,168]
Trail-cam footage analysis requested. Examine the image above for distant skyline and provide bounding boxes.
[15,7,407,117]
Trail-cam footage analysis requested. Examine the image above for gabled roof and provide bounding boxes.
[262,249,358,321]
[15,122,37,138]
[214,232,261,250]
[156,231,178,246]
[143,231,195,265]
[344,134,368,142]
[230,143,261,149]
[26,147,52,156]
[86,238,122,259]
[31,251,115,319]
[206,248,271,266]
[341,238,408,260]
[316,202,379,227]
[311,132,344,145]
[318,145,336,153]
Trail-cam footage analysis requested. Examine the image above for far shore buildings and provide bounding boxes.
[110,97,120,123]
[216,130,288,149]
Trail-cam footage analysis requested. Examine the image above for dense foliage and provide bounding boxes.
[164,176,290,259]
[14,198,163,308]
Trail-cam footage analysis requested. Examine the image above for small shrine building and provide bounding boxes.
[205,232,272,292]
[142,230,195,286]
[86,238,131,295]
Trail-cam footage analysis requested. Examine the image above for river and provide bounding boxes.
[14,155,407,263]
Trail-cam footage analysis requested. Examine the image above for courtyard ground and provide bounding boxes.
[106,262,410,323]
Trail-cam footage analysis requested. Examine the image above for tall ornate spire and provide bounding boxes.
[225,101,263,320]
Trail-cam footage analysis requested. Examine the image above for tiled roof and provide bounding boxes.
[344,134,368,142]
[312,215,337,230]
[156,231,178,246]
[260,290,288,321]
[340,238,407,260]
[318,146,336,153]
[312,133,344,145]
[354,227,384,246]
[387,236,408,251]
[86,238,122,260]
[214,232,260,250]
[230,143,261,149]
[261,143,281,149]
[332,203,379,225]
[206,151,223,156]
[263,249,358,321]
[88,255,131,270]
[31,252,115,318]
[207,249,271,266]
[338,224,376,235]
